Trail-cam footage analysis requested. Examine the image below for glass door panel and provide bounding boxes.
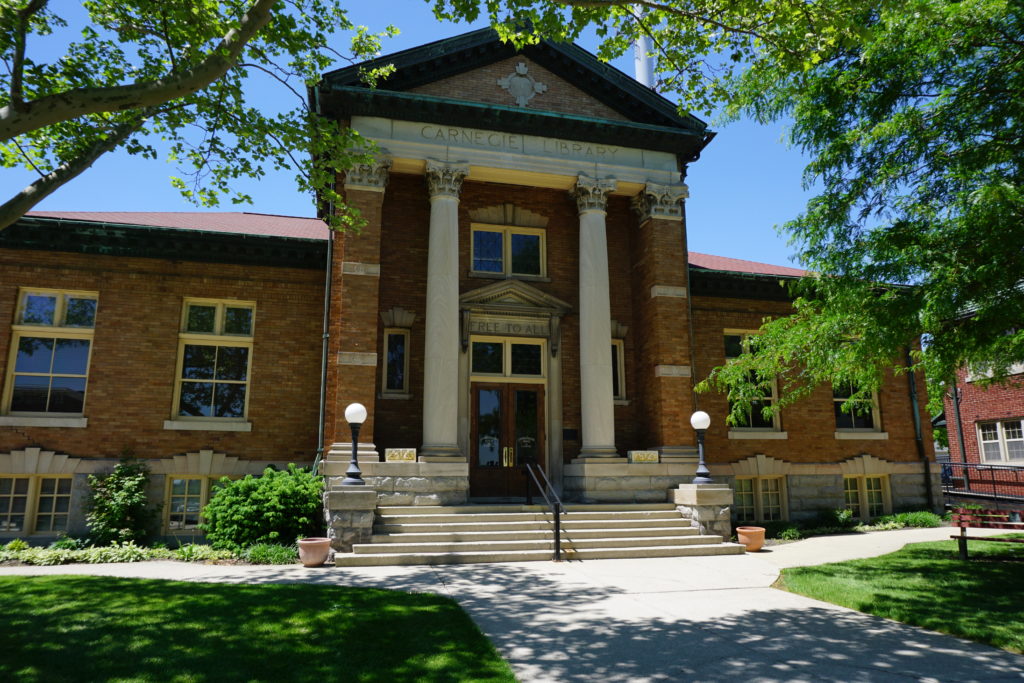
[477,388,502,467]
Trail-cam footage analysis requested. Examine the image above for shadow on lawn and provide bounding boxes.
[4,552,1024,683]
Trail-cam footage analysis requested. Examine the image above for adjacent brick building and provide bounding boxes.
[0,28,939,542]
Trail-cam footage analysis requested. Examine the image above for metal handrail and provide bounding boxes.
[942,461,1024,504]
[524,463,567,561]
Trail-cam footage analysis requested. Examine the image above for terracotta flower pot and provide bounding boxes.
[297,537,332,567]
[736,526,766,552]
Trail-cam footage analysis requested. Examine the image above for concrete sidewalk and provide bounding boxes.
[2,527,1021,682]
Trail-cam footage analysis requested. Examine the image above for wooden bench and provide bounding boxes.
[951,507,1024,560]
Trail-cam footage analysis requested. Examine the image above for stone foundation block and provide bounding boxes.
[324,488,377,553]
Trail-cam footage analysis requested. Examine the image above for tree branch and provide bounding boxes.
[0,0,276,142]
[0,111,152,230]
[9,0,49,113]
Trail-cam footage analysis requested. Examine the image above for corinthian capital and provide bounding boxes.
[632,182,689,223]
[344,158,392,192]
[425,161,469,198]
[571,176,617,214]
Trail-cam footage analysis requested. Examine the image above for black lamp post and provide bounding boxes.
[342,402,367,486]
[690,410,713,484]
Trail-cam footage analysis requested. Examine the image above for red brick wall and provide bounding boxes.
[0,248,324,462]
[692,295,934,465]
[943,369,1024,497]
[408,56,630,122]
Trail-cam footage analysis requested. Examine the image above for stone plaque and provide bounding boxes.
[468,318,549,337]
[385,448,416,462]
[628,450,660,463]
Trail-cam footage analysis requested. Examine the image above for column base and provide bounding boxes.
[419,444,465,461]
[578,445,619,458]
[326,442,380,463]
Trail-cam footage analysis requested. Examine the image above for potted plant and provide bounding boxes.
[736,526,766,552]
[297,536,332,567]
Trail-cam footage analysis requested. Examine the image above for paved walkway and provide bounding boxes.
[2,527,1022,682]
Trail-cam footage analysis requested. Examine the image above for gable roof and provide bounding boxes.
[688,251,805,278]
[315,28,714,162]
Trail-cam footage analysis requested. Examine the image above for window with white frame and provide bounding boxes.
[382,328,410,395]
[733,477,786,522]
[0,475,73,534]
[471,225,546,277]
[611,339,626,400]
[174,299,254,420]
[166,476,225,532]
[843,475,888,519]
[978,420,1024,464]
[724,333,778,429]
[470,337,545,379]
[833,383,879,430]
[4,289,97,416]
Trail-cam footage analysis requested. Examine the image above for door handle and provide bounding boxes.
[502,447,515,467]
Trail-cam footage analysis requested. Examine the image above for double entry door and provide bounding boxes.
[469,382,545,499]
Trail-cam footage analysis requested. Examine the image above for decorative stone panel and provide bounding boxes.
[730,454,792,477]
[0,447,82,474]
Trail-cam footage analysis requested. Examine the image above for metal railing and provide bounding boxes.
[942,462,1024,504]
[523,462,567,561]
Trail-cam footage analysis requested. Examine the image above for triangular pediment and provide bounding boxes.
[319,28,705,132]
[460,280,572,315]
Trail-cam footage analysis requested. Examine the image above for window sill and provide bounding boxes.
[728,430,788,440]
[378,392,412,400]
[834,431,889,440]
[0,416,88,428]
[163,420,252,432]
[614,399,630,406]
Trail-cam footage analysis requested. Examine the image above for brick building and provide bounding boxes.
[943,366,1024,501]
[0,28,938,545]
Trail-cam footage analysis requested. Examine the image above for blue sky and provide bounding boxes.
[4,1,814,269]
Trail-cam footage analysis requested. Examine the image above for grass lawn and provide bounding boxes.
[777,535,1024,654]
[0,576,515,683]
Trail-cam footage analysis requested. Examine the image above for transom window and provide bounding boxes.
[833,383,879,430]
[471,337,545,379]
[724,333,778,430]
[734,477,786,522]
[5,288,97,416]
[979,420,1024,464]
[471,225,545,277]
[174,299,254,420]
[844,475,888,519]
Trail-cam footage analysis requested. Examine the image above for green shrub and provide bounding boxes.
[81,541,150,564]
[86,459,158,545]
[48,535,86,550]
[4,539,29,552]
[200,465,324,551]
[174,543,236,562]
[244,543,298,565]
[778,526,803,541]
[813,507,857,530]
[893,511,943,528]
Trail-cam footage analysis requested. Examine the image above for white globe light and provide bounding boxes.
[345,402,368,425]
[690,410,711,431]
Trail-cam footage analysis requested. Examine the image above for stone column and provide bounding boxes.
[420,161,469,460]
[632,182,695,460]
[572,176,618,458]
[324,159,390,463]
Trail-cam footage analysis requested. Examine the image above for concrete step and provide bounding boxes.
[376,503,679,515]
[369,525,702,544]
[354,534,726,554]
[376,510,683,525]
[374,518,695,534]
[333,542,745,567]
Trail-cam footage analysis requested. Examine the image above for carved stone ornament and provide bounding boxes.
[570,176,617,214]
[344,158,392,191]
[381,306,416,328]
[425,161,469,198]
[632,182,689,223]
[497,62,548,107]
[610,319,629,339]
